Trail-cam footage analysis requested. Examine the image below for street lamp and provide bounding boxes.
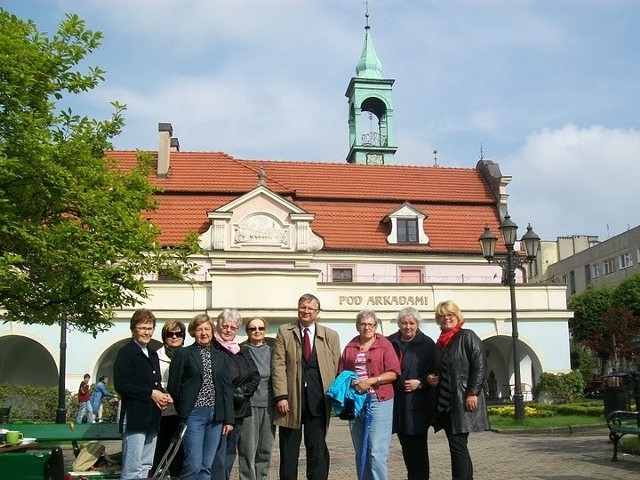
[478,214,540,421]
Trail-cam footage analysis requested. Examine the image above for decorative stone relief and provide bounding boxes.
[233,214,289,247]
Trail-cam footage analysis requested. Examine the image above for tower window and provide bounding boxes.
[397,219,419,243]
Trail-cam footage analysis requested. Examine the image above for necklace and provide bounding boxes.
[359,338,374,352]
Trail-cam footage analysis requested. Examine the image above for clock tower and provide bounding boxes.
[345,16,397,165]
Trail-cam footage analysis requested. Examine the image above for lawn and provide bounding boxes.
[487,401,639,456]
[487,402,605,430]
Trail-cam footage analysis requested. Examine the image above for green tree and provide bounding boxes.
[0,10,198,335]
[583,307,639,372]
[569,285,614,374]
[612,273,640,318]
[569,285,614,342]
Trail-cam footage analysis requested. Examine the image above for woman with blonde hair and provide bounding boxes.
[168,313,235,480]
[427,301,490,480]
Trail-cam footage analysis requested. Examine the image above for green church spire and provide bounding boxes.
[356,26,383,79]
[345,10,397,165]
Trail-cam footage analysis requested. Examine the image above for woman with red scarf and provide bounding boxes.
[427,301,489,480]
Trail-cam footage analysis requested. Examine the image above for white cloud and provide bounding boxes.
[507,125,640,240]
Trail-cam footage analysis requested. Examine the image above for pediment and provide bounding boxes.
[386,201,427,219]
[213,186,308,215]
[199,186,323,252]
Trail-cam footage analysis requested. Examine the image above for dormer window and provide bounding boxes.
[397,219,418,243]
[385,202,429,246]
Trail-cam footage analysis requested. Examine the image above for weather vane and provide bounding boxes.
[364,0,370,27]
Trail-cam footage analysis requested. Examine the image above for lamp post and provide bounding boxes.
[479,214,540,421]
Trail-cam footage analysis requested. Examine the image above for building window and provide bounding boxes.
[399,267,423,283]
[619,252,633,269]
[584,265,592,286]
[591,263,600,279]
[603,258,615,275]
[397,219,419,243]
[569,270,576,294]
[637,247,640,264]
[332,268,353,283]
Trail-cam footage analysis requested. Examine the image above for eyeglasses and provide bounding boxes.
[135,326,154,333]
[358,323,377,329]
[220,324,239,332]
[298,306,319,313]
[247,326,266,332]
[166,331,184,338]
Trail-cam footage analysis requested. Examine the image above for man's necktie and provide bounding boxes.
[303,327,311,361]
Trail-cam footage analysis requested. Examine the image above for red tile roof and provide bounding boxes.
[108,151,502,254]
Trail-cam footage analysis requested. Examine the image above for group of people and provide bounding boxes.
[76,373,117,425]
[110,295,489,480]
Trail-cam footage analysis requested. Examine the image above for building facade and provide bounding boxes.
[0,21,572,404]
[546,226,640,299]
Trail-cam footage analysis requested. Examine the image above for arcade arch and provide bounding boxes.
[0,334,58,387]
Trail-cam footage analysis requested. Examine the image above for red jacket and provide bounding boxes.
[78,381,90,403]
[338,333,401,402]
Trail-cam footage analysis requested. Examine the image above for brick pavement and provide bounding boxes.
[68,421,639,479]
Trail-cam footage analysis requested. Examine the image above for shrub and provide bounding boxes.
[534,371,585,404]
[0,383,118,423]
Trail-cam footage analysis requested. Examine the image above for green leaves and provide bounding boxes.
[0,9,197,335]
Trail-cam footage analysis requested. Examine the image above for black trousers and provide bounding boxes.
[278,408,329,480]
[152,414,184,476]
[398,432,430,479]
[444,426,472,480]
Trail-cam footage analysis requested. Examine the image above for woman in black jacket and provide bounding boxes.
[212,308,260,480]
[168,314,235,480]
[427,301,490,480]
[388,307,437,480]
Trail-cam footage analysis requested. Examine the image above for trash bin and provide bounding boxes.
[603,372,631,417]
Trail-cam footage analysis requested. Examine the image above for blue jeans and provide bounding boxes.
[120,415,157,479]
[349,396,394,480]
[76,401,94,424]
[181,406,223,480]
[212,418,242,480]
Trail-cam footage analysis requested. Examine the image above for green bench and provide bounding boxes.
[1,423,121,479]
[0,447,65,480]
[606,410,640,461]
[5,422,120,443]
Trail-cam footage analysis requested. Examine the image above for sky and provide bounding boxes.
[3,0,640,241]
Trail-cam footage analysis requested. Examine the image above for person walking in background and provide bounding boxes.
[238,317,276,480]
[152,319,187,477]
[427,300,490,480]
[212,309,260,480]
[168,313,235,480]
[76,373,94,424]
[114,308,173,480]
[338,309,400,480]
[90,374,116,422]
[272,293,341,480]
[388,307,437,480]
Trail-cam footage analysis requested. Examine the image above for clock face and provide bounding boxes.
[366,153,383,165]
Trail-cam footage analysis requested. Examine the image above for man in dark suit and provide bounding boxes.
[114,308,172,479]
[272,294,341,480]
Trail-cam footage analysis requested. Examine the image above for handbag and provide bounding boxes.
[338,398,356,420]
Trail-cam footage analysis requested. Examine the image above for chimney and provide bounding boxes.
[170,137,180,152]
[157,123,173,178]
